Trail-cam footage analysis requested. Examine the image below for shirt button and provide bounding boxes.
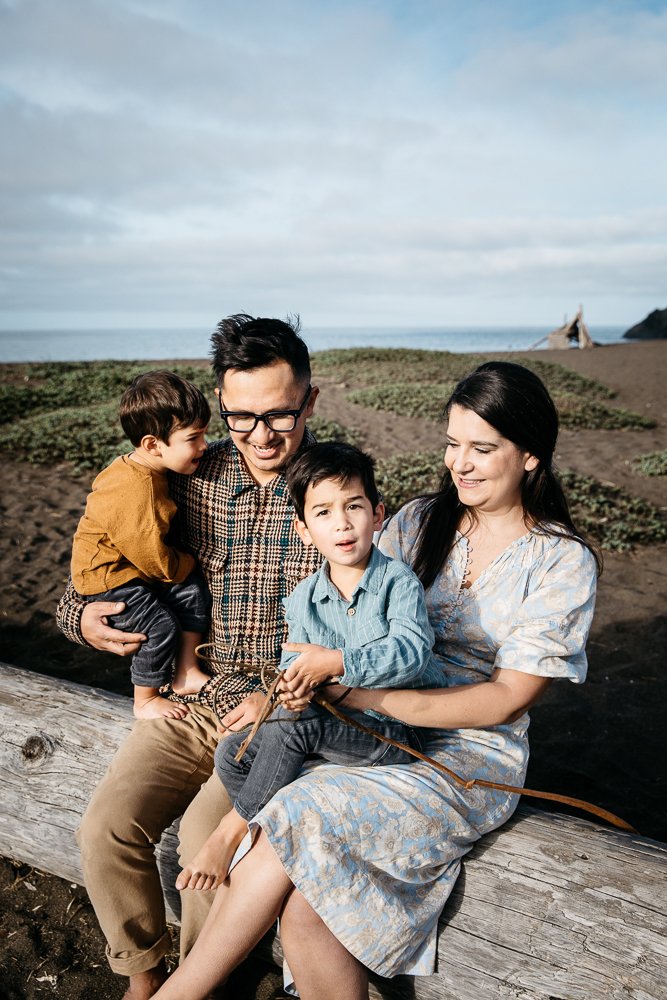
[347,607,356,616]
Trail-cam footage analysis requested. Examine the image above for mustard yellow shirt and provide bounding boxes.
[71,455,195,596]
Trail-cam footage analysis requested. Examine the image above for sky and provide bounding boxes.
[1,0,666,331]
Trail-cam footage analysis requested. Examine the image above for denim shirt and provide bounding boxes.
[280,545,446,703]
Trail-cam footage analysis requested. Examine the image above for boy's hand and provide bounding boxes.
[81,602,146,656]
[281,643,344,700]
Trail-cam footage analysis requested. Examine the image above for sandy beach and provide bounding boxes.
[1,340,665,999]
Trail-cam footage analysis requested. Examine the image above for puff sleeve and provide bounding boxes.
[494,537,597,683]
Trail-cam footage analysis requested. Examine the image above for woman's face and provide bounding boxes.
[444,404,539,515]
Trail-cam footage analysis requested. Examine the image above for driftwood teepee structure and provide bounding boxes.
[529,306,594,350]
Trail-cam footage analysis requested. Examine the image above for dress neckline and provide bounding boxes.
[455,527,534,593]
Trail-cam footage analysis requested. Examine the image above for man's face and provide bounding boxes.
[217,360,318,485]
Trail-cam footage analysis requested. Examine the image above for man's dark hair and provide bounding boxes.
[210,313,311,386]
[119,370,211,447]
[286,442,380,522]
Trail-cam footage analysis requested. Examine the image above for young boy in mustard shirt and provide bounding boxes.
[70,370,212,718]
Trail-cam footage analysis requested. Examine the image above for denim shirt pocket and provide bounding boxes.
[306,626,340,649]
[354,614,390,647]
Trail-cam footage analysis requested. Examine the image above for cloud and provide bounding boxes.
[0,0,665,328]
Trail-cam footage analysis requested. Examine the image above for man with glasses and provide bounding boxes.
[56,313,323,1000]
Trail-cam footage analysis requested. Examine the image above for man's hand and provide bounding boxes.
[81,602,146,656]
[280,643,344,700]
[217,691,266,734]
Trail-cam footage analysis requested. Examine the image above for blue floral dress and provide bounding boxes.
[250,501,597,979]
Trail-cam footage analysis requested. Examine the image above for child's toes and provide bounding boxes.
[167,704,189,720]
[176,866,200,890]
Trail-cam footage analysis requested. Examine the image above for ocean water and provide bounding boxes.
[0,324,628,363]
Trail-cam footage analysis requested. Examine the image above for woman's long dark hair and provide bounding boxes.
[412,361,602,589]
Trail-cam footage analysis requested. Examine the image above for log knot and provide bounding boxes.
[21,733,57,763]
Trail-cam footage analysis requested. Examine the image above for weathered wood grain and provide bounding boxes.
[0,663,181,920]
[1,663,665,999]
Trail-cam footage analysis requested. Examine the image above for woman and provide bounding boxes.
[154,361,599,999]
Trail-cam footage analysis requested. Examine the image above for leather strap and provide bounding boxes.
[205,652,638,835]
[319,695,637,833]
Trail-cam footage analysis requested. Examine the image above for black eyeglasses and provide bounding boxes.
[218,385,312,433]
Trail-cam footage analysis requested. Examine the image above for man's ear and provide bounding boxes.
[294,516,313,546]
[141,434,163,456]
[525,454,540,473]
[304,385,319,419]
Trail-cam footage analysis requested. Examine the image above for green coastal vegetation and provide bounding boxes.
[314,348,653,430]
[633,449,667,477]
[1,351,664,551]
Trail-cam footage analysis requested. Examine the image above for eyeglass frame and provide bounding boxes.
[217,384,313,433]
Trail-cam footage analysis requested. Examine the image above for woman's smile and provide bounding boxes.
[456,476,484,488]
[445,404,538,514]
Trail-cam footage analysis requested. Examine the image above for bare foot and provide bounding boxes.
[134,696,190,720]
[176,811,248,891]
[121,961,168,999]
[171,663,210,696]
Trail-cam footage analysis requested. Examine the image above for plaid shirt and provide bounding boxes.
[56,433,322,676]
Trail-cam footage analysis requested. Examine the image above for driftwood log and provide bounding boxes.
[1,663,665,1000]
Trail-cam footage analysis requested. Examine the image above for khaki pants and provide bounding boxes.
[76,704,231,976]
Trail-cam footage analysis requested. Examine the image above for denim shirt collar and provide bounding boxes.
[312,544,387,603]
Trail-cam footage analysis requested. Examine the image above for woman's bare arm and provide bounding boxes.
[297,669,552,729]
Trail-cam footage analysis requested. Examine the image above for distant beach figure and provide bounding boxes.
[152,360,600,1000]
[70,370,212,719]
[177,441,446,890]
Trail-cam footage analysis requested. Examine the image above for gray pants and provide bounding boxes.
[216,702,424,821]
[85,570,210,688]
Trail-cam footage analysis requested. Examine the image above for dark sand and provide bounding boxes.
[1,340,665,998]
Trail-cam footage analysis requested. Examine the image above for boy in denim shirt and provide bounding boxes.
[177,441,444,889]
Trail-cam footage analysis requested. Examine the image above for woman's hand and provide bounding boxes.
[276,687,313,712]
[81,601,146,656]
[278,679,357,713]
